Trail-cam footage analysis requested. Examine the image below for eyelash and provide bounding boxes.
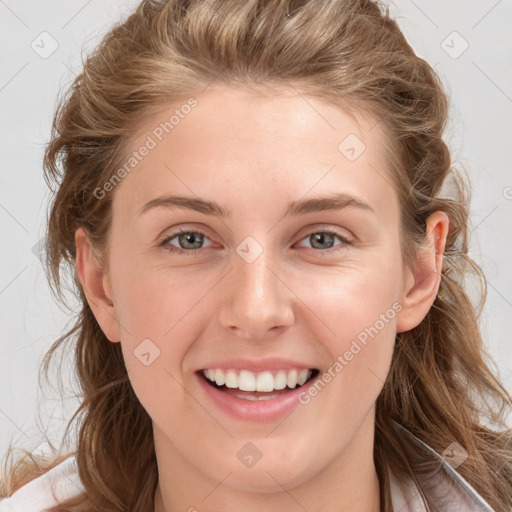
[158,228,353,256]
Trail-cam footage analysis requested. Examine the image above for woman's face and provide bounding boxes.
[76,84,445,498]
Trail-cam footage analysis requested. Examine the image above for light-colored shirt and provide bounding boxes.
[0,423,495,511]
[0,455,83,512]
[389,422,494,511]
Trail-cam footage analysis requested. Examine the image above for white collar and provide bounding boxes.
[389,421,494,511]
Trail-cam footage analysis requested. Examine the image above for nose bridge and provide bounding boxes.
[218,235,294,338]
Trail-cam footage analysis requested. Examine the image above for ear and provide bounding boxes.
[396,211,450,334]
[74,226,121,343]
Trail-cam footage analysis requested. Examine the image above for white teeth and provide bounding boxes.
[274,370,287,390]
[202,368,313,392]
[287,369,298,388]
[214,369,225,386]
[256,371,274,392]
[297,369,309,386]
[225,370,238,388]
[238,370,256,391]
[235,393,279,401]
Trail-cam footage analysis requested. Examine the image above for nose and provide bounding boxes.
[217,246,295,341]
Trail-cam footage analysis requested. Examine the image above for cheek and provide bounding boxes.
[110,251,204,337]
[298,259,400,401]
[107,256,206,402]
[301,255,402,342]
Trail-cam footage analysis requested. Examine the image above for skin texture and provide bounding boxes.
[75,85,449,512]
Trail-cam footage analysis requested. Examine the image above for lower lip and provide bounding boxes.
[196,372,316,422]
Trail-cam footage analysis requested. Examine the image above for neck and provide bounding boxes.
[153,413,381,512]
[155,472,380,512]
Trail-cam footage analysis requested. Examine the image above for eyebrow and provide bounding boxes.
[139,193,376,218]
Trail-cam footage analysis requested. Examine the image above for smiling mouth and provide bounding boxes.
[198,368,320,400]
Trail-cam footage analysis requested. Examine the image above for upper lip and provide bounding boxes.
[195,357,319,373]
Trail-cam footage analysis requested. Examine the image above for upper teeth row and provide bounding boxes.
[202,368,313,392]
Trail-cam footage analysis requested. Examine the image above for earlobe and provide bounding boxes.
[395,211,450,334]
[74,227,121,343]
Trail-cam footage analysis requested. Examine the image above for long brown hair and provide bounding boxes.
[1,1,511,510]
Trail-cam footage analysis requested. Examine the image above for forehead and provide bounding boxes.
[112,85,398,224]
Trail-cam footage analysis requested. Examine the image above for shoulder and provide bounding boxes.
[390,421,494,512]
[0,454,85,512]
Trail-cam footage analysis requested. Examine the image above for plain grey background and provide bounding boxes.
[1,0,511,457]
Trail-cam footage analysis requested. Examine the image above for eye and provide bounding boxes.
[159,229,214,255]
[159,228,352,256]
[295,229,352,253]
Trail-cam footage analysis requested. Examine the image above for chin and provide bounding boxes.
[205,443,325,494]
[225,465,315,494]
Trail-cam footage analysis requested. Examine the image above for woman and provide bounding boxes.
[1,0,511,510]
